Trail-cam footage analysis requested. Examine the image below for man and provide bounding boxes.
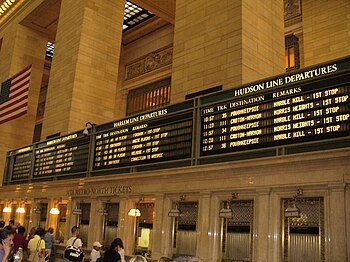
[90,241,102,262]
[43,228,55,259]
[13,226,27,254]
[66,226,83,262]
[66,226,82,249]
[0,228,15,262]
[27,228,46,262]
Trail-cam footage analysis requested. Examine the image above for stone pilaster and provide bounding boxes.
[42,0,125,138]
[171,0,284,103]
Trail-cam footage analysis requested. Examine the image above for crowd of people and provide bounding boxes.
[0,220,56,262]
[0,221,127,262]
[0,221,202,262]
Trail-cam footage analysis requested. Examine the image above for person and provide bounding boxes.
[103,242,120,262]
[112,238,125,262]
[27,228,46,262]
[158,258,171,262]
[0,222,5,229]
[27,227,37,241]
[13,226,28,254]
[8,221,14,230]
[66,226,82,250]
[129,255,146,262]
[90,241,102,262]
[43,228,55,259]
[0,228,15,262]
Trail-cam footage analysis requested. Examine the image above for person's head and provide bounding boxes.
[71,226,80,237]
[113,238,124,249]
[93,241,102,251]
[0,228,15,247]
[158,258,172,262]
[29,227,37,235]
[8,220,14,227]
[17,226,26,235]
[35,227,46,238]
[130,255,147,262]
[47,227,54,234]
[110,241,117,251]
[0,221,5,228]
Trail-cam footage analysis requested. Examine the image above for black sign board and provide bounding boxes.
[93,101,194,170]
[200,75,350,156]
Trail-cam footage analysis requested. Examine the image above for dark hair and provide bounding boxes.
[71,226,79,234]
[0,228,15,241]
[0,221,5,228]
[47,227,54,234]
[110,241,117,250]
[35,227,46,237]
[9,220,14,226]
[3,226,12,231]
[113,238,124,249]
[17,226,26,234]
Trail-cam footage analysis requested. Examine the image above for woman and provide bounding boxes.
[0,228,15,262]
[112,238,125,262]
[103,242,121,262]
[27,228,46,262]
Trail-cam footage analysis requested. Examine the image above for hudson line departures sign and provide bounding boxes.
[3,56,350,184]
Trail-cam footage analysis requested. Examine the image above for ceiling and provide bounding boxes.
[20,0,175,43]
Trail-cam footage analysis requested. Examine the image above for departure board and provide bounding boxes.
[32,132,89,177]
[10,146,33,181]
[200,82,350,156]
[93,102,194,170]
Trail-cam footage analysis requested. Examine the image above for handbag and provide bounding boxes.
[64,238,84,261]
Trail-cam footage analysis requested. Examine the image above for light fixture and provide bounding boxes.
[49,207,60,215]
[128,208,141,217]
[3,206,11,213]
[72,206,82,215]
[16,207,25,213]
[168,203,181,217]
[83,122,95,136]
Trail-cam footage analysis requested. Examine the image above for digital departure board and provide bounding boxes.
[93,101,194,170]
[32,133,89,177]
[200,80,350,156]
[11,147,33,181]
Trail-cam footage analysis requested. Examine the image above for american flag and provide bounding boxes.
[0,65,32,125]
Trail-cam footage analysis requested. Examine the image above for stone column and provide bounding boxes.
[160,197,173,259]
[30,199,40,229]
[151,194,165,260]
[254,189,271,261]
[207,195,221,262]
[0,25,47,182]
[328,184,347,261]
[47,198,59,230]
[42,0,125,138]
[302,0,350,65]
[88,198,104,249]
[118,198,136,256]
[196,192,211,261]
[171,0,284,103]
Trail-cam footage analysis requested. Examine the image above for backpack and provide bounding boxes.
[64,238,84,261]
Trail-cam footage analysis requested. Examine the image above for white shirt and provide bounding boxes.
[90,249,100,262]
[66,237,82,248]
